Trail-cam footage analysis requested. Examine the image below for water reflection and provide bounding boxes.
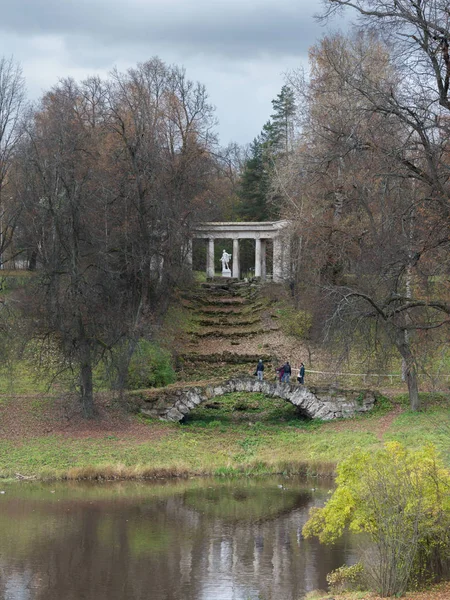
[0,478,356,600]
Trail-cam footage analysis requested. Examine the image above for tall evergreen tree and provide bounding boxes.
[270,85,296,154]
[260,119,278,151]
[237,86,295,221]
[237,137,271,220]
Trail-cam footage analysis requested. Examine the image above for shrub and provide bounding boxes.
[278,305,312,339]
[234,400,249,411]
[303,442,450,597]
[326,563,365,594]
[127,340,176,389]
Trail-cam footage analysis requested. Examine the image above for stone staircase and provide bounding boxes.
[178,280,277,382]
[144,281,381,421]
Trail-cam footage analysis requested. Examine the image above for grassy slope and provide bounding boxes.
[0,390,448,480]
[0,273,448,480]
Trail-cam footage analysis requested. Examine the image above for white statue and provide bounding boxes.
[220,249,232,272]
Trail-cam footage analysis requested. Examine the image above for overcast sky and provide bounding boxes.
[0,0,342,146]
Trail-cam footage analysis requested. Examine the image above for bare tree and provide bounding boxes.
[101,59,218,384]
[14,60,219,414]
[321,0,450,215]
[0,56,26,267]
[18,79,120,416]
[284,32,450,409]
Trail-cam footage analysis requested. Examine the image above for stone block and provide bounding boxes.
[165,407,185,422]
[174,402,190,415]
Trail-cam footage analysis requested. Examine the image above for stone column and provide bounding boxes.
[186,239,193,269]
[232,238,240,279]
[281,236,291,280]
[273,236,282,282]
[261,239,267,280]
[206,238,215,278]
[255,238,262,277]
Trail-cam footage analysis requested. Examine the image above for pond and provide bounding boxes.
[0,477,356,600]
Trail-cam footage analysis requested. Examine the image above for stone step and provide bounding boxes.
[193,300,265,311]
[200,279,255,287]
[200,282,233,288]
[179,352,273,364]
[186,282,262,300]
[181,298,249,310]
[195,319,260,328]
[198,288,239,296]
[195,316,261,327]
[195,306,249,315]
[197,302,267,313]
[195,297,249,306]
[188,327,264,338]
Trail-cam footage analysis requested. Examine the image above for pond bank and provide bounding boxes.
[308,581,450,600]
[0,389,449,481]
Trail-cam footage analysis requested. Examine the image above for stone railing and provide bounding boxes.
[131,377,378,422]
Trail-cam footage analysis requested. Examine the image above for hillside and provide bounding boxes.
[174,279,312,382]
[0,279,448,482]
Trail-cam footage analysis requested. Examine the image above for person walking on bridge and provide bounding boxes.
[297,362,305,385]
[275,364,283,382]
[282,361,291,383]
[255,359,264,381]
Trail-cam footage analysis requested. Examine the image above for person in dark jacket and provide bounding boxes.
[282,361,291,383]
[297,362,305,384]
[255,359,264,381]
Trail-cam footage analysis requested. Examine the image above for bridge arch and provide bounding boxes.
[138,377,377,422]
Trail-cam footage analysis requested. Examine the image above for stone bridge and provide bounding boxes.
[134,377,378,422]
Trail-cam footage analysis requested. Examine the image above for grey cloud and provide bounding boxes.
[0,0,333,144]
[2,0,321,60]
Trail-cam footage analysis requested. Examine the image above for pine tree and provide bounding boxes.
[237,137,271,220]
[260,119,278,151]
[236,86,295,221]
[270,85,296,154]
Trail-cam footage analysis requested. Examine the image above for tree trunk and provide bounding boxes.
[114,337,139,392]
[396,331,420,411]
[28,249,37,271]
[80,340,95,418]
[406,366,420,412]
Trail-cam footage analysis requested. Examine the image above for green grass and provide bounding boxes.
[193,270,207,282]
[0,270,34,294]
[0,362,51,394]
[393,391,449,408]
[0,357,113,395]
[0,276,448,481]
[274,303,312,339]
[183,391,304,425]
[0,426,369,480]
[0,391,448,481]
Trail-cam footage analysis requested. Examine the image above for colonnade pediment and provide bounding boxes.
[192,220,289,240]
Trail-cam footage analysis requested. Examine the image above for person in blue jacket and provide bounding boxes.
[255,359,264,381]
[282,361,291,383]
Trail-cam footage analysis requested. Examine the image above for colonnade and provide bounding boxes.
[190,221,289,282]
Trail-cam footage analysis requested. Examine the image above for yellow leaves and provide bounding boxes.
[303,485,356,544]
[302,442,450,547]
